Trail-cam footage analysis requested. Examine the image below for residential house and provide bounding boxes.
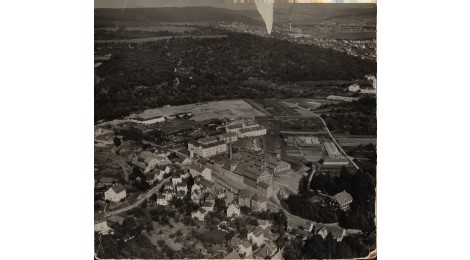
[146,170,163,185]
[191,208,207,221]
[227,202,241,218]
[333,190,353,211]
[156,194,168,206]
[104,184,126,202]
[195,176,215,194]
[163,189,174,201]
[255,240,277,259]
[251,194,268,212]
[238,241,252,258]
[258,220,272,230]
[348,83,361,92]
[215,188,226,199]
[202,201,214,212]
[188,163,212,181]
[303,221,314,232]
[247,227,265,247]
[313,224,347,242]
[172,154,192,166]
[224,249,241,260]
[176,183,188,193]
[205,193,216,204]
[94,213,111,234]
[172,173,183,185]
[191,189,202,204]
[230,236,243,247]
[175,190,186,200]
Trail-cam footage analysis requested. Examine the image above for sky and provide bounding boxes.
[94,0,376,9]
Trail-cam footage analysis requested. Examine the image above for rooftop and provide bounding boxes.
[333,190,353,205]
[110,184,125,194]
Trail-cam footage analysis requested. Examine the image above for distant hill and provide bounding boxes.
[94,7,262,28]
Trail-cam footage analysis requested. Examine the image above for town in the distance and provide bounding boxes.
[94,4,377,260]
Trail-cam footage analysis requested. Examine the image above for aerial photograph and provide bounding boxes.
[94,0,377,259]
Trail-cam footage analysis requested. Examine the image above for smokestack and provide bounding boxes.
[229,137,233,160]
[289,22,292,32]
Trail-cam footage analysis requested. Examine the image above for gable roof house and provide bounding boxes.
[156,194,168,206]
[247,227,265,247]
[237,241,253,258]
[224,249,241,260]
[176,182,188,193]
[227,202,241,218]
[188,163,212,181]
[191,208,208,221]
[202,201,214,212]
[333,190,353,211]
[104,184,126,202]
[255,240,277,259]
[94,213,111,235]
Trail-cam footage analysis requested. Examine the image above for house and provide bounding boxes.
[237,126,267,138]
[176,183,188,193]
[195,176,215,194]
[158,165,171,174]
[238,241,252,257]
[313,224,347,242]
[230,236,243,247]
[297,229,312,241]
[224,249,241,260]
[218,132,238,143]
[202,201,214,212]
[191,189,202,203]
[163,182,174,192]
[215,188,226,199]
[172,173,183,185]
[172,154,192,166]
[333,190,353,211]
[146,170,162,185]
[247,227,265,247]
[188,163,212,181]
[175,190,186,200]
[303,221,314,232]
[251,194,268,212]
[227,202,241,218]
[255,240,277,259]
[191,182,202,192]
[191,208,207,221]
[348,83,361,92]
[156,194,168,206]
[104,184,126,202]
[258,220,272,230]
[163,189,174,201]
[205,193,216,204]
[94,213,111,234]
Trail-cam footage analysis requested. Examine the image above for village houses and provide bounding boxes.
[104,184,126,202]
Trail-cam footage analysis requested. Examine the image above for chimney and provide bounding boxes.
[229,137,233,159]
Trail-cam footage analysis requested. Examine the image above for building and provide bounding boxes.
[227,202,241,218]
[327,95,360,102]
[104,184,126,202]
[175,190,186,200]
[360,88,376,94]
[238,241,252,257]
[191,208,207,221]
[202,201,214,212]
[172,173,183,185]
[313,224,347,242]
[176,183,188,193]
[188,163,212,181]
[238,189,268,211]
[255,241,277,259]
[258,220,272,230]
[172,154,192,166]
[205,193,216,204]
[215,188,226,199]
[247,227,265,247]
[94,213,111,234]
[156,194,168,206]
[238,126,267,138]
[163,189,174,201]
[348,83,361,92]
[234,164,273,189]
[145,171,160,185]
[224,249,241,260]
[226,124,242,133]
[323,157,349,166]
[256,181,272,198]
[324,142,341,158]
[198,136,219,145]
[188,140,227,158]
[256,155,292,176]
[218,132,238,143]
[195,176,215,194]
[333,190,353,211]
[303,221,314,232]
[191,189,202,204]
[130,116,165,125]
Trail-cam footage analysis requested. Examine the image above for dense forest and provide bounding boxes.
[95,32,376,121]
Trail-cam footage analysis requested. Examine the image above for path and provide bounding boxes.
[105,176,171,217]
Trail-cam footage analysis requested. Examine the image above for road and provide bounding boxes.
[104,176,171,217]
[312,112,360,170]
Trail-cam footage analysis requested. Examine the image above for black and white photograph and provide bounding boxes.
[93,1,376,259]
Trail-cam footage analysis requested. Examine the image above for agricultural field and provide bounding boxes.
[130,100,266,122]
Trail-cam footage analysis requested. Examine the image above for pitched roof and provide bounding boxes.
[226,124,242,130]
[333,190,353,205]
[224,249,241,259]
[239,126,264,133]
[94,213,106,224]
[110,184,125,194]
[188,162,207,173]
[198,136,218,144]
[202,201,214,208]
[157,194,166,199]
[257,182,270,189]
[240,241,252,248]
[250,227,263,237]
[196,177,214,188]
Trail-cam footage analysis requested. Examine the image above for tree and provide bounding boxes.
[113,137,121,146]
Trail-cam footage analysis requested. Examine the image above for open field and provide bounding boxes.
[130,100,266,122]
